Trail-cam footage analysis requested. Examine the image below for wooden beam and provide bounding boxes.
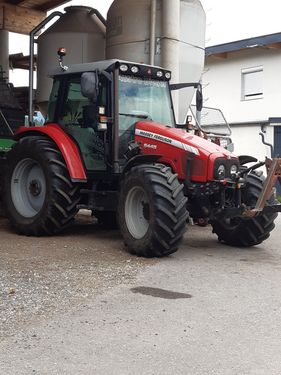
[0,6,3,29]
[266,42,281,50]
[210,52,228,60]
[4,0,68,11]
[37,0,68,12]
[9,52,37,70]
[0,3,45,34]
[7,0,51,9]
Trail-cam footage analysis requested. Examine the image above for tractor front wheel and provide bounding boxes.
[4,136,80,235]
[118,164,188,257]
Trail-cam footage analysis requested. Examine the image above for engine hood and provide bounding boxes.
[135,121,237,159]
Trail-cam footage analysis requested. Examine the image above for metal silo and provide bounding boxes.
[106,0,206,122]
[106,0,162,66]
[36,6,106,115]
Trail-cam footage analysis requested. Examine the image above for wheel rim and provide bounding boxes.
[11,158,46,218]
[125,186,150,239]
[221,191,242,229]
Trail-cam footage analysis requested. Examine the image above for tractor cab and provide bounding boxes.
[46,59,174,174]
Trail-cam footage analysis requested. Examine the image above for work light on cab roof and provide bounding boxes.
[57,47,68,71]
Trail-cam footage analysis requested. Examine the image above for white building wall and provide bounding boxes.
[203,47,281,160]
[231,125,274,161]
[204,48,281,123]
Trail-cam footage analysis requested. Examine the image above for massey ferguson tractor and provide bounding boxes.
[2,55,281,257]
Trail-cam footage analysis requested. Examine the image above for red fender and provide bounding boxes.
[15,123,87,182]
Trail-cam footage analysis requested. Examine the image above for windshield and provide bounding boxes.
[118,75,175,131]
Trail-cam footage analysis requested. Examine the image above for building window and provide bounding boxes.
[241,66,263,101]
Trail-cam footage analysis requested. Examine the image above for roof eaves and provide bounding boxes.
[206,32,281,57]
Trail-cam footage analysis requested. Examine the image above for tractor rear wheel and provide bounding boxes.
[118,164,188,257]
[211,172,278,247]
[4,136,80,235]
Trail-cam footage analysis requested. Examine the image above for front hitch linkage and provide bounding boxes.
[243,157,281,217]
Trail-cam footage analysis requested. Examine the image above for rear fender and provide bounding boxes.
[15,124,87,182]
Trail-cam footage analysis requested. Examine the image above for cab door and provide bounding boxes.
[56,74,109,172]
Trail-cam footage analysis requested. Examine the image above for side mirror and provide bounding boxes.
[81,71,99,101]
[196,85,203,112]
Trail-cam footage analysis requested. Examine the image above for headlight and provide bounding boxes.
[230,164,238,174]
[120,64,128,72]
[217,164,226,179]
[214,158,239,180]
[165,72,171,79]
[131,66,139,74]
[156,70,163,78]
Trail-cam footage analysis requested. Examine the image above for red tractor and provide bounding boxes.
[3,57,281,257]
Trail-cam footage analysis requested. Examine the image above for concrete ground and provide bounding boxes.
[1,213,281,374]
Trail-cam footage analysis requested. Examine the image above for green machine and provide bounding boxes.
[0,66,25,211]
[0,138,14,153]
[0,66,25,152]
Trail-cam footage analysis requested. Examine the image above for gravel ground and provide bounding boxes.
[1,217,281,374]
[0,211,155,339]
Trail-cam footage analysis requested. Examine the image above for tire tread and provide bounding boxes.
[118,163,188,257]
[211,172,277,247]
[4,136,80,236]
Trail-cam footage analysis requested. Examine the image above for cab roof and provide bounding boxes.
[49,59,171,78]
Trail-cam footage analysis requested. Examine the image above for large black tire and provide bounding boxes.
[211,172,278,247]
[118,164,188,257]
[4,136,80,235]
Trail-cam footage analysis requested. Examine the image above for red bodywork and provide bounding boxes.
[135,122,237,182]
[16,124,87,182]
[15,121,237,183]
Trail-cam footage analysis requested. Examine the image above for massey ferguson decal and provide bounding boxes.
[135,129,199,155]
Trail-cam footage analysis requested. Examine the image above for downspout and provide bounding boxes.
[150,0,157,65]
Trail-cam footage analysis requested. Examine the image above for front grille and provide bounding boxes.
[213,157,239,179]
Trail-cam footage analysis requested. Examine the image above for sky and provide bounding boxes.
[8,0,281,85]
[201,0,281,46]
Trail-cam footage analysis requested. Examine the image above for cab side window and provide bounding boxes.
[58,75,108,172]
[60,78,91,127]
[46,79,60,123]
